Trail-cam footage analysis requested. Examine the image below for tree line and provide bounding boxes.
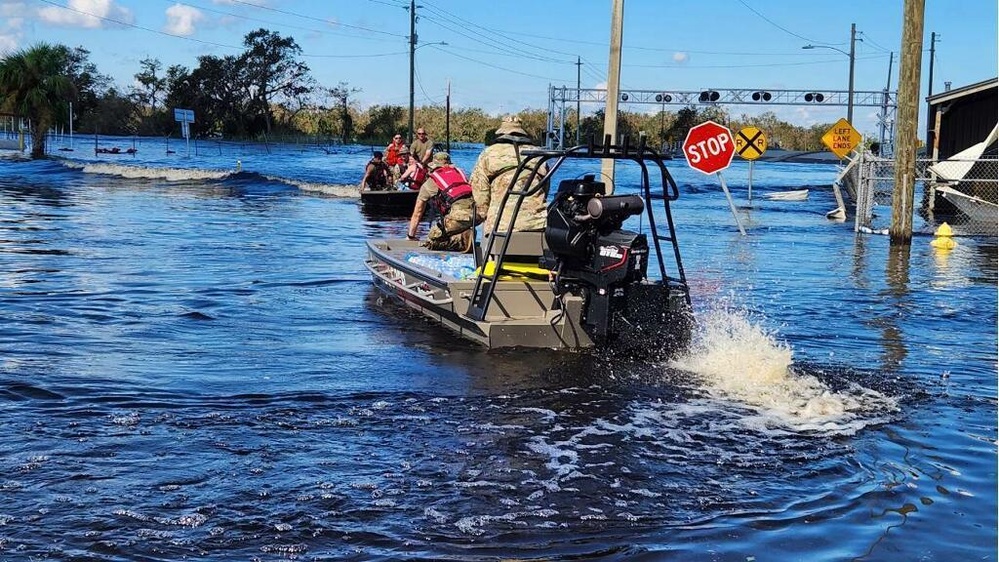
[1,28,839,159]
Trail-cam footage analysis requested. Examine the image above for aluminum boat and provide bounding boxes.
[364,138,693,354]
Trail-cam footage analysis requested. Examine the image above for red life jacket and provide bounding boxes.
[405,163,427,190]
[386,143,402,166]
[429,166,472,214]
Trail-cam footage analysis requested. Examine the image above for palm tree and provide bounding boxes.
[0,43,75,158]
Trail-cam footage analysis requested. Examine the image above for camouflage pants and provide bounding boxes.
[424,199,474,253]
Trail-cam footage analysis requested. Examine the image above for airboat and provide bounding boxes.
[364,137,693,354]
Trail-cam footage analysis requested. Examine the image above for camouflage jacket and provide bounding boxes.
[469,141,549,234]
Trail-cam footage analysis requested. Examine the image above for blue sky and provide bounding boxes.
[2,0,996,137]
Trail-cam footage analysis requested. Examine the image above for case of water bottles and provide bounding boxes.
[405,253,477,280]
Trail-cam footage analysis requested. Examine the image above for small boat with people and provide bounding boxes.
[359,186,418,216]
[364,136,693,354]
[359,148,421,216]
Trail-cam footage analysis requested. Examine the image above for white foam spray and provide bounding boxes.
[669,304,897,434]
[68,161,233,182]
[279,178,360,198]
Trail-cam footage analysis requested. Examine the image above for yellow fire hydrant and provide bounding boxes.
[930,222,957,250]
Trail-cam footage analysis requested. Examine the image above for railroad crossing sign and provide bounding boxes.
[821,118,862,158]
[683,120,735,175]
[735,126,767,160]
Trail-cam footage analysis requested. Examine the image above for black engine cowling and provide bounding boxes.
[541,175,649,341]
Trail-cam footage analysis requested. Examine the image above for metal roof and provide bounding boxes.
[927,77,998,106]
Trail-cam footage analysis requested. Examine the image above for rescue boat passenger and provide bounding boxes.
[385,133,405,167]
[397,148,427,190]
[410,127,434,167]
[406,152,474,252]
[360,151,391,191]
[391,146,411,186]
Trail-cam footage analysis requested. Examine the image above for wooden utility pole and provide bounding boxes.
[408,0,416,144]
[600,0,624,193]
[576,56,582,146]
[890,0,924,245]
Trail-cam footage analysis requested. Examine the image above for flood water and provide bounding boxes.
[0,137,995,561]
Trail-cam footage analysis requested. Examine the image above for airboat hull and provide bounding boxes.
[365,238,594,349]
[365,238,691,352]
[364,141,695,355]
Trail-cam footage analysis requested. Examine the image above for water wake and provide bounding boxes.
[669,305,898,434]
[58,160,358,197]
[67,160,234,182]
[280,178,360,198]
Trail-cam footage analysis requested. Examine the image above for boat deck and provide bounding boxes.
[365,238,593,349]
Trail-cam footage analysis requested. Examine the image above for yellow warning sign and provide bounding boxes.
[821,118,862,158]
[735,126,767,160]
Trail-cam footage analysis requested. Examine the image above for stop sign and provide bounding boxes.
[683,120,735,174]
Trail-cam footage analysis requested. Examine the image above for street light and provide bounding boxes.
[408,41,448,144]
[803,23,859,124]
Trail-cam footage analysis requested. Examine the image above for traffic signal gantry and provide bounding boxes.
[545,85,897,153]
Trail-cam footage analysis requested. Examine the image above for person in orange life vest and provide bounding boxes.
[406,152,475,252]
[360,151,391,191]
[390,146,412,186]
[385,133,405,167]
[397,148,427,190]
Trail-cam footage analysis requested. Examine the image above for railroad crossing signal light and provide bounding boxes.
[804,92,825,102]
[699,90,720,103]
[621,93,629,101]
[752,91,772,102]
[655,93,673,103]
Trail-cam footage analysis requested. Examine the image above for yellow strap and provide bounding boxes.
[475,260,550,280]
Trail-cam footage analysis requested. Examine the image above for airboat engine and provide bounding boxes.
[541,174,648,342]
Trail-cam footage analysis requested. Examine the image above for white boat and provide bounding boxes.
[765,189,809,201]
[935,184,998,228]
[365,141,693,354]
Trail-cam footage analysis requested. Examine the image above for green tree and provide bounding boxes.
[240,29,313,135]
[88,86,138,136]
[328,82,359,144]
[362,104,406,143]
[61,46,111,133]
[0,43,75,158]
[666,106,701,148]
[185,54,245,137]
[130,57,167,134]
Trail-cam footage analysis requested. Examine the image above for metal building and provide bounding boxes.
[922,77,998,220]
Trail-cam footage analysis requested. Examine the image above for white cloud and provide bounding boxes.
[0,3,27,52]
[37,0,134,29]
[672,52,688,64]
[164,4,203,36]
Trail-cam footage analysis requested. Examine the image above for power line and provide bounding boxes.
[625,52,890,70]
[36,0,408,60]
[222,0,405,38]
[420,0,579,59]
[36,0,243,50]
[734,0,822,44]
[432,46,572,82]
[418,10,573,66]
[157,0,402,44]
[414,62,442,105]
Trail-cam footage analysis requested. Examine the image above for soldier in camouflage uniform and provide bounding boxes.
[469,116,549,235]
[406,152,475,253]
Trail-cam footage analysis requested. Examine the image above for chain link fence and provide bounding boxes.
[852,152,998,236]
